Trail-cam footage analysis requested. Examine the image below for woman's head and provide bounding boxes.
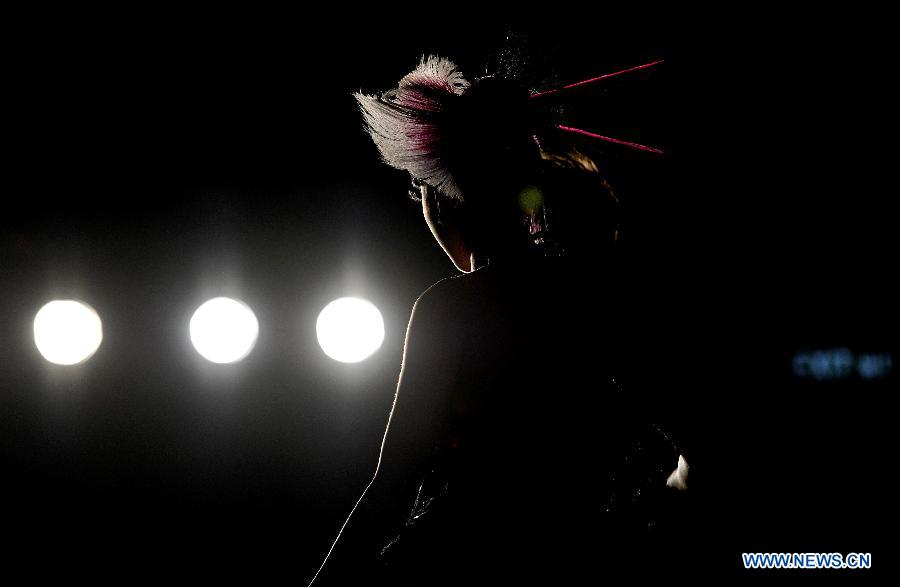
[356,56,619,271]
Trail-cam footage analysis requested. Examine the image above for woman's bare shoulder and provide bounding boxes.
[433,267,500,298]
[406,271,494,344]
[403,277,461,344]
[415,271,484,308]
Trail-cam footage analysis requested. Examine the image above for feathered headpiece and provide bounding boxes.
[355,56,471,199]
[355,55,662,201]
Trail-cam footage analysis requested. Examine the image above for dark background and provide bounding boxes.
[1,8,893,580]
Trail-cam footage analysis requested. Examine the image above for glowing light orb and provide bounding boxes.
[189,297,259,364]
[316,297,384,363]
[33,300,103,365]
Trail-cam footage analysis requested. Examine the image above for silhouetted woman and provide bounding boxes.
[309,56,688,586]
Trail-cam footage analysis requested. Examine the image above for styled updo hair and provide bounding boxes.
[355,56,619,261]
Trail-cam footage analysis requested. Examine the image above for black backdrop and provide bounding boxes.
[1,8,893,581]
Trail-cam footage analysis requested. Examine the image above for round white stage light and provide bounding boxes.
[33,300,103,365]
[189,297,259,364]
[316,297,384,363]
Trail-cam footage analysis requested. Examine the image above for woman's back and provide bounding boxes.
[378,257,680,583]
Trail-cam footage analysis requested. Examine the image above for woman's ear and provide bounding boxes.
[421,184,474,273]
